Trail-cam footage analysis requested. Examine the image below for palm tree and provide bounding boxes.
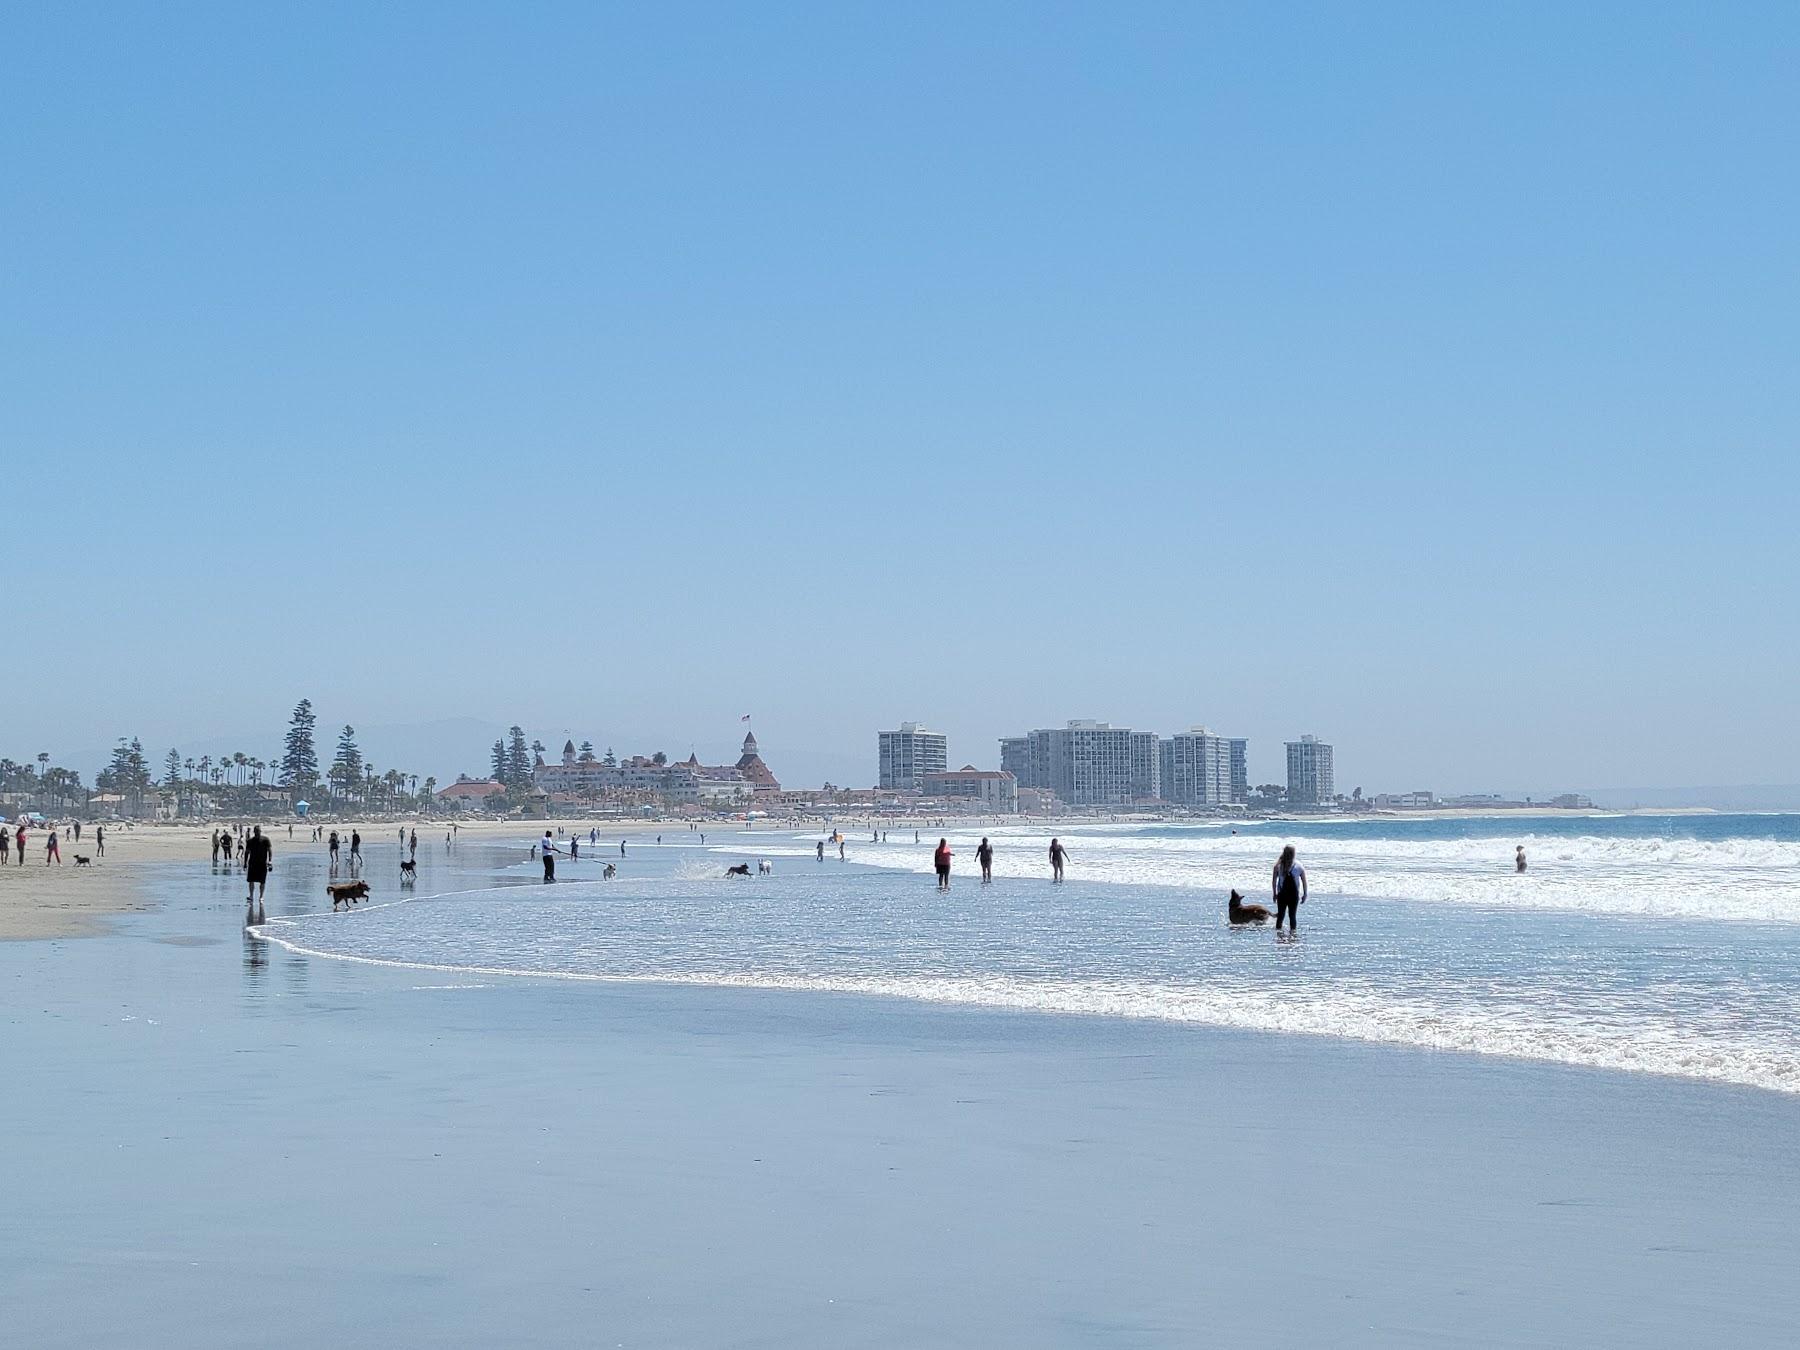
[233,752,248,786]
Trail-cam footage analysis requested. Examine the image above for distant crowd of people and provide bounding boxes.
[1,818,104,865]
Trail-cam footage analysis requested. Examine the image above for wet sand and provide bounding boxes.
[3,846,1799,1347]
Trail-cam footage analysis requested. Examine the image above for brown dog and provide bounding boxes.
[328,879,371,910]
[1228,889,1270,924]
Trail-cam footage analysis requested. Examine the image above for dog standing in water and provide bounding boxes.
[1228,889,1270,925]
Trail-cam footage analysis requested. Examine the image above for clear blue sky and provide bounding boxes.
[3,3,1795,794]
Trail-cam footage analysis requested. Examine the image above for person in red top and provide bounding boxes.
[933,838,953,891]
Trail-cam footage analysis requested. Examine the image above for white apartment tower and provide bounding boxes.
[1163,727,1233,806]
[1285,734,1335,806]
[879,723,949,791]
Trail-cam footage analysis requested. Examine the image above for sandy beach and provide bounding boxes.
[0,818,678,940]
[3,842,1797,1347]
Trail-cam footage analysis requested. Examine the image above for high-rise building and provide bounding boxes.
[1129,730,1161,801]
[999,736,1031,784]
[1000,721,1148,805]
[1285,734,1335,806]
[879,723,948,791]
[1163,728,1233,805]
[1228,738,1249,804]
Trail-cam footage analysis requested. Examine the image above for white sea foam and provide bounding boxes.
[818,825,1800,923]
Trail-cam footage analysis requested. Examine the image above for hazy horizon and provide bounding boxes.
[5,4,1795,793]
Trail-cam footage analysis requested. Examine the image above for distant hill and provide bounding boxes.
[1580,784,1800,811]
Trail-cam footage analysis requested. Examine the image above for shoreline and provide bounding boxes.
[5,884,1798,1346]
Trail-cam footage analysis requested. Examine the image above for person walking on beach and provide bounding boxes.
[976,837,994,883]
[1272,845,1306,931]
[1048,838,1068,882]
[1515,845,1527,874]
[211,829,221,864]
[620,839,627,857]
[0,826,9,865]
[15,823,26,865]
[328,830,340,871]
[350,830,362,872]
[540,830,561,882]
[816,840,825,862]
[934,837,953,891]
[244,826,272,906]
[409,828,417,861]
[838,838,846,861]
[95,824,105,857]
[570,834,579,860]
[45,826,61,865]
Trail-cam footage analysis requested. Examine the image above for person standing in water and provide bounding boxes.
[244,826,272,908]
[328,829,340,870]
[1515,845,1527,874]
[1048,837,1068,882]
[934,837,953,891]
[539,830,561,881]
[1272,845,1306,931]
[816,840,825,861]
[976,837,994,883]
[349,829,362,872]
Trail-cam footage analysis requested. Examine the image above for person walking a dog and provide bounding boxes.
[540,830,561,882]
[1272,845,1306,931]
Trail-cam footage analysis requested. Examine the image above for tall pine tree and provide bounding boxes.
[330,725,363,799]
[280,699,320,792]
[491,739,508,783]
[506,726,531,790]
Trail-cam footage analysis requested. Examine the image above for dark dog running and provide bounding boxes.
[328,879,371,910]
[74,855,92,867]
[1228,889,1270,925]
[400,859,417,882]
[724,864,751,877]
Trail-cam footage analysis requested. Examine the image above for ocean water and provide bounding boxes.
[255,815,1800,1094]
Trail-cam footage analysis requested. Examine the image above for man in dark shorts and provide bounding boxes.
[540,830,560,882]
[976,837,994,883]
[245,826,273,906]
